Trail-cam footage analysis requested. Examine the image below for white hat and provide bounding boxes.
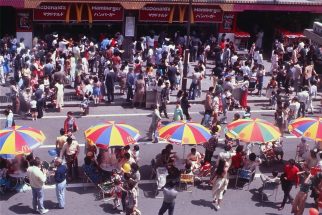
[90,42,94,46]
[53,34,58,38]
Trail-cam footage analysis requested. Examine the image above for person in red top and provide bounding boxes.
[231,145,245,173]
[63,111,78,134]
[279,159,300,210]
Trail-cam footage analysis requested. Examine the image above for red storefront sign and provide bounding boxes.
[16,9,33,32]
[33,3,67,21]
[219,12,237,33]
[91,4,123,21]
[139,5,173,22]
[33,3,123,22]
[192,5,223,23]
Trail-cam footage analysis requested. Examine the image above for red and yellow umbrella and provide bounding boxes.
[288,117,322,141]
[158,121,211,145]
[84,121,140,149]
[0,126,46,155]
[226,118,281,143]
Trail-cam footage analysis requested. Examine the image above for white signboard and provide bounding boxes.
[125,16,135,37]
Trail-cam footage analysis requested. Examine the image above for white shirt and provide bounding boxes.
[30,100,37,108]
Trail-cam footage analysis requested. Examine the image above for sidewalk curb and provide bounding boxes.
[1,98,320,109]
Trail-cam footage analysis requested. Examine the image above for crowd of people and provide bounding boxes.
[0,28,322,215]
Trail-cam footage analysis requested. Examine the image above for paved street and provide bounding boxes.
[1,101,321,215]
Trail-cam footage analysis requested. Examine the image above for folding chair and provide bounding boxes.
[179,174,194,192]
[235,169,255,190]
[261,181,279,202]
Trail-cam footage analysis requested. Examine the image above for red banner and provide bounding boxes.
[16,9,33,32]
[192,5,223,23]
[219,12,237,33]
[33,3,123,22]
[91,4,123,21]
[139,5,173,22]
[33,3,67,21]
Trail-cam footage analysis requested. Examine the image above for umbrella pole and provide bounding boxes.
[183,145,185,159]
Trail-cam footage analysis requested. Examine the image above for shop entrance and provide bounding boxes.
[136,23,219,43]
[33,23,122,41]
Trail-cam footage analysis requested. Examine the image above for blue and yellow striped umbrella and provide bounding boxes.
[0,126,46,155]
[289,117,322,141]
[158,121,211,145]
[84,121,140,149]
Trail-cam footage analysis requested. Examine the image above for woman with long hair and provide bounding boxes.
[211,159,229,210]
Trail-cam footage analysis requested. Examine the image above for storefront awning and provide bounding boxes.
[1,0,24,8]
[234,31,250,38]
[23,0,322,9]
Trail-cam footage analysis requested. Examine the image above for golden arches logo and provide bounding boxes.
[65,3,93,24]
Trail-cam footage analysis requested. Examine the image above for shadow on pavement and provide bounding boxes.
[99,202,123,214]
[43,199,58,209]
[191,199,215,210]
[138,182,157,198]
[249,188,280,210]
[8,202,34,214]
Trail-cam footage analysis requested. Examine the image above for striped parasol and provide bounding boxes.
[226,118,281,143]
[158,120,211,145]
[84,121,140,149]
[0,126,46,155]
[288,117,322,141]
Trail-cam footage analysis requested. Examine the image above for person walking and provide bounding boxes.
[63,111,78,134]
[52,157,67,209]
[158,180,178,215]
[60,137,80,181]
[27,157,49,214]
[279,159,300,211]
[203,125,219,163]
[211,159,229,210]
[34,84,44,119]
[148,105,162,143]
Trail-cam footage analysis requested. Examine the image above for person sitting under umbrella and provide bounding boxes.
[186,148,203,172]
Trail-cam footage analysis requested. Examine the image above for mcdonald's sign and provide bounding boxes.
[33,3,123,22]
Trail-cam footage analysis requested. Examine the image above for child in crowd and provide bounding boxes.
[175,72,181,90]
[30,96,37,120]
[80,94,90,115]
[243,106,251,119]
[173,102,184,121]
[112,178,123,210]
[132,145,140,164]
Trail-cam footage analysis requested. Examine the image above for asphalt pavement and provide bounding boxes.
[1,101,322,215]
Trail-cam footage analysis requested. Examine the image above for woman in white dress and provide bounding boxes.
[55,80,64,111]
[211,159,229,210]
[70,55,76,88]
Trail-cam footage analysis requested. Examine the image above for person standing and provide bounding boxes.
[54,158,67,209]
[4,108,14,128]
[56,128,67,157]
[60,137,80,181]
[240,76,249,109]
[297,87,309,118]
[34,84,44,119]
[180,91,191,120]
[202,87,214,127]
[148,105,162,143]
[105,67,116,103]
[279,159,300,210]
[126,68,135,102]
[55,80,64,112]
[158,181,178,215]
[27,157,49,214]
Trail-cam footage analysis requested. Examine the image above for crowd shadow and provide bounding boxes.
[138,182,157,198]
